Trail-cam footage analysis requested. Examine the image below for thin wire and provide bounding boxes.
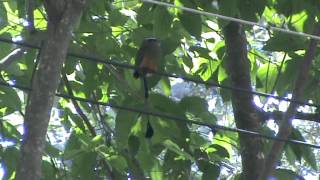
[141,0,320,41]
[0,37,319,108]
[0,80,319,149]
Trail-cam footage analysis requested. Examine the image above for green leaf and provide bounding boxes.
[64,132,82,159]
[42,160,56,180]
[6,1,17,12]
[136,140,157,171]
[45,141,61,158]
[65,58,78,75]
[161,22,183,55]
[68,110,86,132]
[131,27,153,45]
[1,121,21,140]
[219,78,232,102]
[190,133,209,148]
[92,135,104,145]
[276,57,301,95]
[238,0,267,21]
[136,4,154,25]
[78,18,106,33]
[163,150,191,179]
[81,60,100,96]
[123,69,140,91]
[109,10,128,26]
[107,155,128,172]
[2,147,19,179]
[163,139,194,161]
[263,33,307,52]
[159,77,171,96]
[153,6,173,38]
[189,45,211,60]
[149,94,183,115]
[150,161,164,180]
[195,58,219,81]
[302,14,315,34]
[197,160,220,180]
[206,144,230,159]
[214,41,225,60]
[128,135,140,156]
[180,96,208,113]
[0,34,13,59]
[71,151,98,180]
[115,108,138,149]
[180,96,217,125]
[0,3,8,29]
[148,116,182,144]
[90,0,106,15]
[177,0,202,39]
[256,63,278,92]
[182,55,193,69]
[275,0,307,16]
[290,128,318,170]
[287,129,304,162]
[6,61,24,76]
[217,0,238,27]
[284,144,297,166]
[218,62,228,82]
[16,0,26,18]
[274,169,304,180]
[0,86,21,112]
[301,143,318,171]
[212,135,234,159]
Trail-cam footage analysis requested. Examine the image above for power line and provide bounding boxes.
[0,37,318,108]
[0,80,319,149]
[142,0,320,41]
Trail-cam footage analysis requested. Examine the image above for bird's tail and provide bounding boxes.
[143,76,148,99]
[133,70,140,79]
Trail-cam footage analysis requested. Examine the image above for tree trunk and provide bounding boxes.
[223,22,265,179]
[16,1,87,179]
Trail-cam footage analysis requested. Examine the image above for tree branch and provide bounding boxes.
[259,22,320,180]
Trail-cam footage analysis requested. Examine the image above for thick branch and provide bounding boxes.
[223,22,264,179]
[259,22,320,180]
[16,1,87,179]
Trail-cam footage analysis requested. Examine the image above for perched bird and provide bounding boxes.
[133,38,162,139]
[133,38,162,99]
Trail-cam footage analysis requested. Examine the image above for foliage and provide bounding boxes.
[0,0,319,179]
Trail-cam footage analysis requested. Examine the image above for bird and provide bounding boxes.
[133,38,162,139]
[133,38,162,99]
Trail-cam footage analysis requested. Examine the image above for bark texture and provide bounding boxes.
[16,1,87,179]
[223,22,265,179]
